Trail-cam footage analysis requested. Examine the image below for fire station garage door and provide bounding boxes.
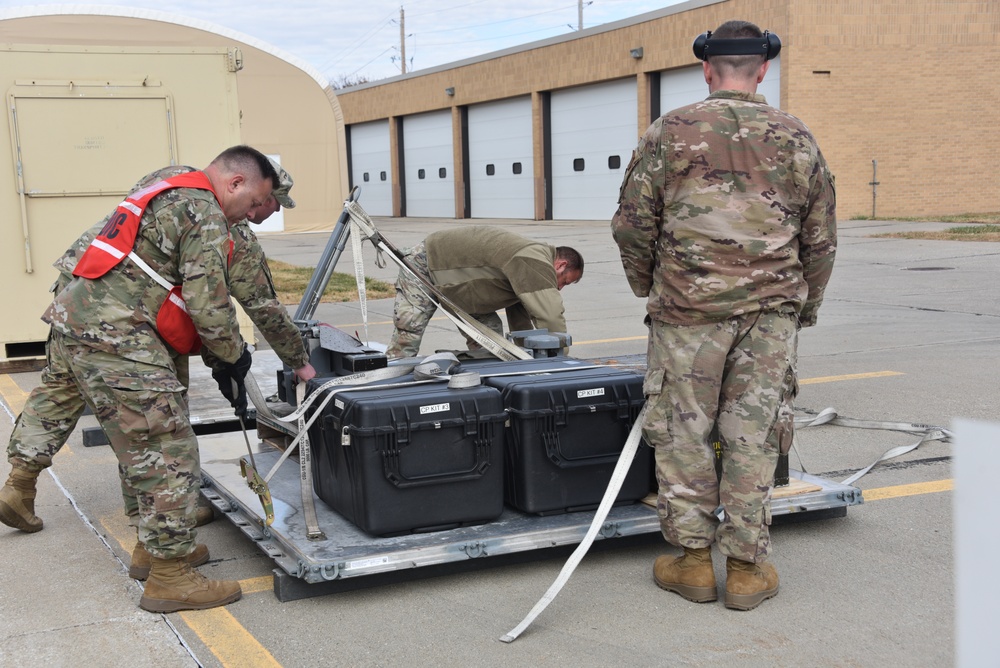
[403,110,455,218]
[550,78,636,221]
[349,120,393,217]
[467,96,533,219]
[659,56,781,113]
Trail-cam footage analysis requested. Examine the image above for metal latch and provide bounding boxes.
[227,47,244,72]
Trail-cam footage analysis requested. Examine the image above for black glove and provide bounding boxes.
[212,344,253,420]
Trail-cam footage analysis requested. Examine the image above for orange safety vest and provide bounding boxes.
[73,171,231,355]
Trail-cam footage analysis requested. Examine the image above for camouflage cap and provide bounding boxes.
[266,157,296,209]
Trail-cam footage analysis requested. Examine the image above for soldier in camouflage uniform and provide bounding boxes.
[611,21,836,610]
[386,226,584,357]
[0,146,278,613]
[0,160,315,583]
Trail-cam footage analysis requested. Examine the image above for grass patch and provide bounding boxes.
[268,259,395,304]
[872,223,1000,242]
[854,212,1000,224]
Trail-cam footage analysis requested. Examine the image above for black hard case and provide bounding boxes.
[306,379,507,536]
[458,358,653,515]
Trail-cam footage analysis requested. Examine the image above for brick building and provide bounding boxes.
[336,0,1000,221]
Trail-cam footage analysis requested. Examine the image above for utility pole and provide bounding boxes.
[399,6,406,74]
[577,0,583,30]
[869,159,880,218]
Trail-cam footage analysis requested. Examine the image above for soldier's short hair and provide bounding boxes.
[211,145,279,190]
[709,20,767,77]
[556,246,584,274]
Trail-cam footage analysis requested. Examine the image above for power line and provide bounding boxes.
[345,45,396,78]
[316,10,398,71]
[413,22,573,48]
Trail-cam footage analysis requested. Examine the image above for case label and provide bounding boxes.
[334,398,345,410]
[577,387,605,398]
[347,555,389,570]
[420,402,450,414]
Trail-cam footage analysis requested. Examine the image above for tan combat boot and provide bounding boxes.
[139,556,242,613]
[725,557,779,610]
[129,541,210,580]
[194,495,215,527]
[653,547,717,602]
[0,464,43,533]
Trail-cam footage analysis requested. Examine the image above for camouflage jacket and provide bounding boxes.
[425,226,567,334]
[611,90,837,327]
[222,221,308,369]
[52,195,308,371]
[44,166,244,369]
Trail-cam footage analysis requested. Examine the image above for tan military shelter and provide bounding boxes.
[0,6,348,232]
[0,6,347,365]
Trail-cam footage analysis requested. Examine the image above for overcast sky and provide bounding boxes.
[0,1,683,84]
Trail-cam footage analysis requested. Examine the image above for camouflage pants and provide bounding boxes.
[643,311,798,563]
[28,331,200,559]
[7,332,86,474]
[386,242,503,357]
[8,335,190,528]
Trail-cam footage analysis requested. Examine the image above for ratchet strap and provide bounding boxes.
[343,199,531,362]
[239,458,274,526]
[500,404,649,643]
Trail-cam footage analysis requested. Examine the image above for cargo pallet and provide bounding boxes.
[193,351,863,602]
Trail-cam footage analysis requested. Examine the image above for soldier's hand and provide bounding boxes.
[294,363,317,383]
[212,344,253,419]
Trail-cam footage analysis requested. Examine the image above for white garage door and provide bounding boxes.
[468,96,533,219]
[659,55,782,114]
[402,110,454,218]
[550,78,637,221]
[349,120,393,217]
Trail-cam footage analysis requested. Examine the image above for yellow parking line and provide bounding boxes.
[800,370,904,385]
[0,374,29,415]
[101,517,135,554]
[239,576,274,595]
[100,515,282,666]
[179,608,282,668]
[863,479,953,501]
[574,336,647,346]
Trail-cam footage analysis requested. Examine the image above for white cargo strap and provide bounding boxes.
[295,383,325,540]
[255,354,471,485]
[500,404,649,643]
[343,199,531,362]
[793,407,952,485]
[348,214,370,345]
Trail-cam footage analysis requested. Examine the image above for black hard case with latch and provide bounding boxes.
[458,358,653,515]
[305,378,507,536]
